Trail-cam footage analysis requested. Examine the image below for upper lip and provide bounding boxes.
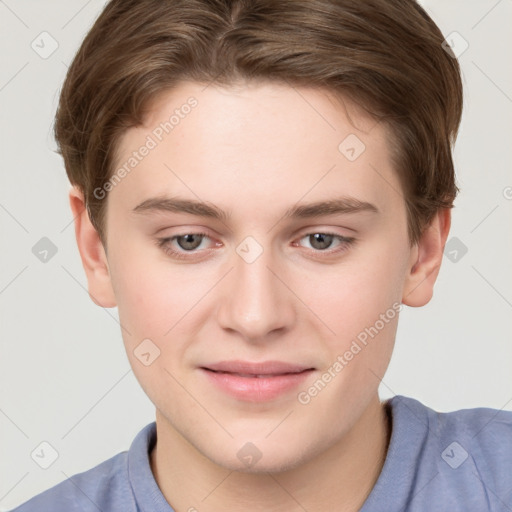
[201,360,314,375]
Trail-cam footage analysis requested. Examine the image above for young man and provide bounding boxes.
[12,0,512,511]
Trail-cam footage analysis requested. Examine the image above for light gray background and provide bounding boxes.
[1,0,511,509]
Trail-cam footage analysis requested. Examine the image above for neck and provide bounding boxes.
[150,395,390,512]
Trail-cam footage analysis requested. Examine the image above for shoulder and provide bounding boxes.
[10,451,133,512]
[416,396,512,465]
[390,394,512,446]
[9,421,159,512]
[390,395,512,509]
[427,398,512,484]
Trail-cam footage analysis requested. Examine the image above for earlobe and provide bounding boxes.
[69,187,117,308]
[402,208,451,307]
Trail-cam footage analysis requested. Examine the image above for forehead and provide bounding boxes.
[110,80,402,222]
[142,80,383,150]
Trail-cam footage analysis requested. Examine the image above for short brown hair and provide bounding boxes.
[54,0,463,244]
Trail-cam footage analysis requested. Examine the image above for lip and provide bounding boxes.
[200,360,315,402]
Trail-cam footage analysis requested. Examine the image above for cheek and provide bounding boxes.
[298,251,405,338]
[108,243,220,385]
[110,243,203,337]
[290,237,407,382]
[108,249,199,407]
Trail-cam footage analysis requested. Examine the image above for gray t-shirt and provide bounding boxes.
[10,395,512,511]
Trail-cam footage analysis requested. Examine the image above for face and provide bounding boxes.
[101,81,414,472]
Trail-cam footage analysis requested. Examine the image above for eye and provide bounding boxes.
[296,232,355,253]
[174,233,206,251]
[156,230,355,262]
[156,232,217,260]
[304,233,335,250]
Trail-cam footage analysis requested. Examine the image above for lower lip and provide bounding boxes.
[200,368,314,402]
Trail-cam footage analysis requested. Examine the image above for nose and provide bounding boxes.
[216,245,296,342]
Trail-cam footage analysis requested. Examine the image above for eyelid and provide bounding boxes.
[292,223,357,237]
[296,231,354,243]
[160,232,218,249]
[293,231,356,251]
[156,232,219,262]
[156,229,356,261]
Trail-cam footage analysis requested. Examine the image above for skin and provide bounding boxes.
[70,81,450,512]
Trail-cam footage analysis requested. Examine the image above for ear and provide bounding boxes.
[69,187,117,308]
[402,208,451,307]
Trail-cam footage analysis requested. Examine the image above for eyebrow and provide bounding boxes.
[132,195,378,221]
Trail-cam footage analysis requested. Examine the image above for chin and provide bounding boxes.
[206,440,313,475]
[224,457,305,475]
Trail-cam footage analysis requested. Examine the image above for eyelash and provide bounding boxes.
[156,232,356,261]
[156,232,214,261]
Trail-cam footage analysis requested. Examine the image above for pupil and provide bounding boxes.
[310,233,333,250]
[178,234,202,250]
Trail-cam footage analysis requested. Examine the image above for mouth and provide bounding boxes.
[202,360,314,375]
[205,371,305,378]
[199,361,315,402]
